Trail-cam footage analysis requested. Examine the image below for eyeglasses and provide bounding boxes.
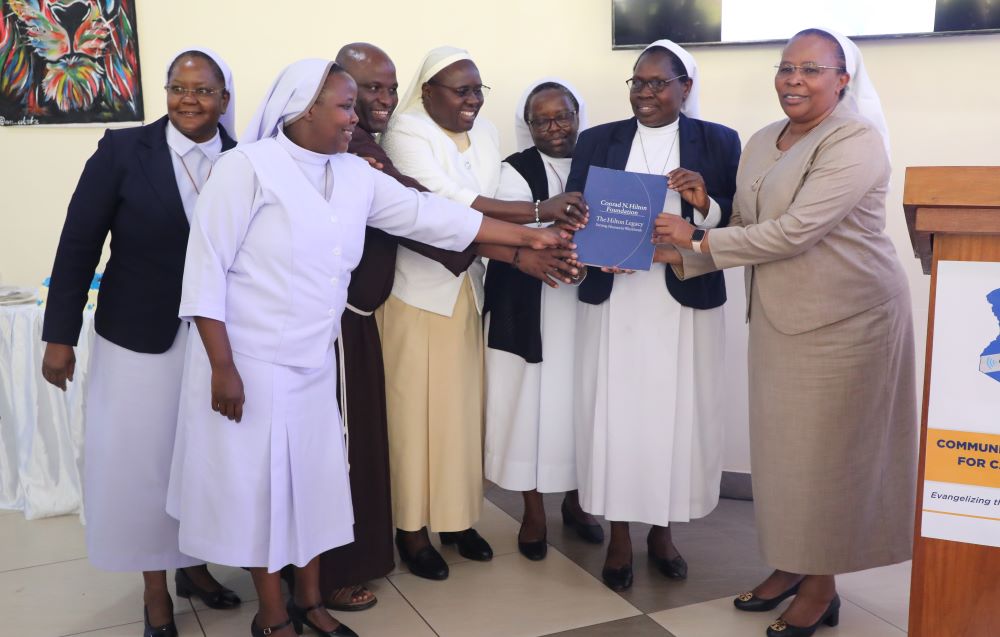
[774,64,846,78]
[426,81,491,99]
[626,75,686,94]
[164,85,225,99]
[527,111,577,131]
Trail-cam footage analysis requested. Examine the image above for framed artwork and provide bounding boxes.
[0,0,143,126]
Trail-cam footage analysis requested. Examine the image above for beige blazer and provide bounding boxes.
[680,103,907,335]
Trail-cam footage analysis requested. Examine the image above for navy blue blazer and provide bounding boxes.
[568,114,740,309]
[42,116,237,353]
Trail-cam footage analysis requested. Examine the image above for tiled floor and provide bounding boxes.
[0,493,912,636]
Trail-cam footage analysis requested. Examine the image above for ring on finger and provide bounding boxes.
[565,204,571,213]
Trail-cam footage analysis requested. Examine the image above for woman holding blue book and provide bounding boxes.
[566,39,741,591]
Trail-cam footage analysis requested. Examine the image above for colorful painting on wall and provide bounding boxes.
[0,0,142,126]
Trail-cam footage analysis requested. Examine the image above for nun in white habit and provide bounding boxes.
[483,78,605,559]
[167,58,569,637]
[41,47,241,635]
[567,39,742,590]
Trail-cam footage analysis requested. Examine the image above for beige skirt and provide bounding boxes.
[379,279,484,532]
[748,286,918,575]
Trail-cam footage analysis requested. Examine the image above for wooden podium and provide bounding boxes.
[903,166,1000,637]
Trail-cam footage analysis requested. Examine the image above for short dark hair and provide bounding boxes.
[792,29,849,101]
[167,51,226,87]
[523,82,579,123]
[633,45,687,79]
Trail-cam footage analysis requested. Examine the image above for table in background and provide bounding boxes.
[0,304,93,519]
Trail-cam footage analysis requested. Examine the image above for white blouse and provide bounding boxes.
[166,121,222,222]
[628,120,721,228]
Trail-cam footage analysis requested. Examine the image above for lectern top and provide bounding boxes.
[903,166,1000,274]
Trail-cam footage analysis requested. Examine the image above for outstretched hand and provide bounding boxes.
[652,213,695,249]
[514,248,580,287]
[540,192,589,230]
[527,225,576,251]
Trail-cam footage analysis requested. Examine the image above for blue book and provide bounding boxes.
[574,166,666,271]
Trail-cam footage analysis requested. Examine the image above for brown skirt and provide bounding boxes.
[318,309,395,591]
[748,286,918,574]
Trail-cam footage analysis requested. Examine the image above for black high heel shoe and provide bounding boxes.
[601,562,634,592]
[517,530,548,561]
[395,530,449,580]
[734,580,802,612]
[250,614,292,637]
[766,595,840,637]
[143,606,178,637]
[439,529,493,561]
[647,544,688,580]
[287,599,358,636]
[175,567,242,609]
[561,500,604,544]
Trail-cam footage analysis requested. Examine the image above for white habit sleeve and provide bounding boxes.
[364,168,482,251]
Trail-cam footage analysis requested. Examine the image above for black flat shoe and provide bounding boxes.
[517,532,548,561]
[601,563,633,591]
[439,529,493,561]
[734,580,802,612]
[561,500,604,544]
[250,614,292,637]
[395,531,449,580]
[287,600,358,637]
[144,606,178,637]
[175,567,242,609]
[648,549,688,580]
[766,595,840,637]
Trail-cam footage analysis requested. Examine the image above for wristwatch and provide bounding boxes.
[691,228,707,254]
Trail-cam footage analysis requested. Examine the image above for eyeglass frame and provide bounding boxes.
[425,80,491,99]
[773,64,846,78]
[164,85,226,99]
[527,110,578,131]
[625,74,687,94]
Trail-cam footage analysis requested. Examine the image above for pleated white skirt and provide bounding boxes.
[84,326,200,571]
[167,335,354,573]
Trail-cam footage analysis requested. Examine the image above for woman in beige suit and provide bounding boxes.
[655,28,916,637]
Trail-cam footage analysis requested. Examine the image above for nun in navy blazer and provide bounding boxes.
[42,114,236,352]
[567,112,741,308]
[566,40,741,594]
[40,49,242,636]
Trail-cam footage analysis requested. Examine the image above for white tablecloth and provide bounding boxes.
[0,304,93,519]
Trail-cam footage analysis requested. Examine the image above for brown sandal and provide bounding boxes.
[325,585,377,612]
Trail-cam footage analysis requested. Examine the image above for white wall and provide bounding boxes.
[3,0,999,472]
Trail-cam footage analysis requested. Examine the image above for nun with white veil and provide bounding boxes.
[565,39,742,592]
[378,46,589,578]
[653,29,915,636]
[167,58,570,637]
[483,77,606,561]
[41,47,242,636]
